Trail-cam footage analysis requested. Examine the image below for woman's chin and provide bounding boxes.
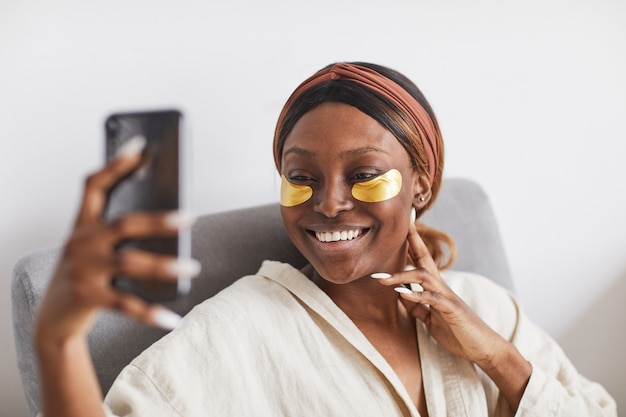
[309,263,376,286]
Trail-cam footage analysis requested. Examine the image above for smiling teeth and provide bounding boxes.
[315,230,361,242]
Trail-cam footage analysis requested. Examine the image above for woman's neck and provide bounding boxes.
[307,266,406,325]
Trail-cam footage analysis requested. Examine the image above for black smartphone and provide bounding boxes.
[104,109,191,302]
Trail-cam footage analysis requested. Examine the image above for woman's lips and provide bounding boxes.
[313,228,366,242]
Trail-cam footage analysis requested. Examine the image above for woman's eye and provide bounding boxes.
[289,175,314,183]
[353,172,378,181]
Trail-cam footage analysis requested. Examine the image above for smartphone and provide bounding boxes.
[104,109,191,302]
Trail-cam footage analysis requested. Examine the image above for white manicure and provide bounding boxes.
[167,258,202,277]
[152,309,182,330]
[371,272,392,279]
[164,211,197,228]
[115,135,147,159]
[394,287,413,295]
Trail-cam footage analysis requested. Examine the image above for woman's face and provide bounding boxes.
[280,102,423,284]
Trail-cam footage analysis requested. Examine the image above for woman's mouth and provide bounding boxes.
[314,229,365,242]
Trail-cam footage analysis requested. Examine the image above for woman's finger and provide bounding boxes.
[395,288,452,311]
[371,264,446,294]
[100,210,196,246]
[107,291,182,330]
[407,221,439,271]
[398,295,431,322]
[113,249,201,280]
[149,307,183,330]
[371,268,430,288]
[75,136,146,226]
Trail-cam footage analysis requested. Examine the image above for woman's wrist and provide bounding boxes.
[36,330,105,417]
[479,340,532,411]
[35,325,86,364]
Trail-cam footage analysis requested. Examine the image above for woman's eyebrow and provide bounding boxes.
[283,145,389,159]
[283,146,313,158]
[339,146,389,157]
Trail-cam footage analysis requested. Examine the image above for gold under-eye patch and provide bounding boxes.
[280,175,313,207]
[351,169,402,203]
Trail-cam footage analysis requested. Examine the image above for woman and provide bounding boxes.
[35,62,616,416]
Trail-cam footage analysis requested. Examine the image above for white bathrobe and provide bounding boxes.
[104,261,616,416]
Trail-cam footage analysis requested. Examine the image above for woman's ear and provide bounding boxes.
[412,173,432,209]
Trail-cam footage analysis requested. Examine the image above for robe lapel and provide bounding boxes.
[417,322,489,416]
[263,262,489,417]
[264,262,421,416]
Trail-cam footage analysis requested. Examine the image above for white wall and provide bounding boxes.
[2,1,625,415]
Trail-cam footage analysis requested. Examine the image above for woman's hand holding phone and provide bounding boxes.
[34,116,197,417]
[36,140,197,346]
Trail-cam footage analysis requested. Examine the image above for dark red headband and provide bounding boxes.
[274,63,440,181]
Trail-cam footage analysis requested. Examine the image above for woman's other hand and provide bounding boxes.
[374,221,532,410]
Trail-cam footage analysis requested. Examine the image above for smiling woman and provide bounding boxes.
[279,102,421,286]
[275,63,454,270]
[33,62,616,417]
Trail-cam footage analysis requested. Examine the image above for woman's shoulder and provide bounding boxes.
[440,269,515,299]
[441,269,520,340]
[126,261,305,367]
[176,261,300,325]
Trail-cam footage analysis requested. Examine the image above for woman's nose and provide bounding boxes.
[313,179,354,218]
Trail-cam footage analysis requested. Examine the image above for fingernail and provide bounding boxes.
[404,265,416,271]
[371,272,392,279]
[115,135,147,159]
[164,211,197,228]
[178,277,192,294]
[152,309,182,330]
[167,258,202,277]
[394,287,413,295]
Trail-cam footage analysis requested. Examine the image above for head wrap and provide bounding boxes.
[273,63,440,182]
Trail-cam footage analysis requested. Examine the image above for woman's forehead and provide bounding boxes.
[282,102,406,159]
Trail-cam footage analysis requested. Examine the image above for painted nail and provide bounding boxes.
[371,272,392,279]
[152,309,182,330]
[177,277,192,294]
[164,211,197,229]
[166,258,202,277]
[404,265,416,271]
[115,135,147,159]
[394,287,413,295]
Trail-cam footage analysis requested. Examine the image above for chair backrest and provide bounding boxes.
[11,177,512,416]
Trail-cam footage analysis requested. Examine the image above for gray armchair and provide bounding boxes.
[11,177,513,416]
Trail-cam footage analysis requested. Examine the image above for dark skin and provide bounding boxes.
[280,102,531,414]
